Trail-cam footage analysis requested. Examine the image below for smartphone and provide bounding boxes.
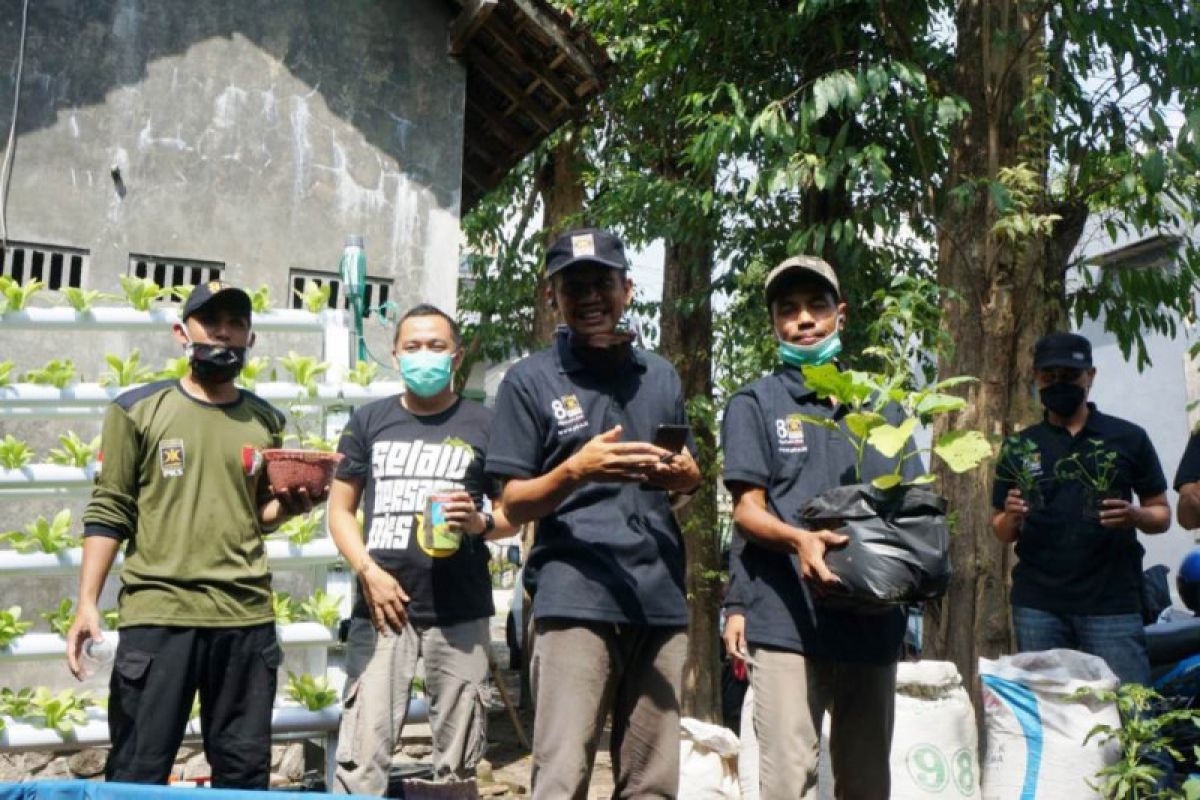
[652,424,691,457]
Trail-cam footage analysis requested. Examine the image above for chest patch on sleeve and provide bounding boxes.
[159,439,186,478]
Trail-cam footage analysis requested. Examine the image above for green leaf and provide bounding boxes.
[797,414,841,434]
[867,418,917,458]
[871,473,903,490]
[916,392,967,416]
[799,364,875,406]
[988,181,1014,212]
[933,430,992,473]
[1142,150,1166,193]
[931,376,977,391]
[844,411,887,441]
[936,96,964,125]
[908,474,938,485]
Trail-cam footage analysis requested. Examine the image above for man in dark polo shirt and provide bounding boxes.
[1176,431,1200,529]
[992,332,1170,684]
[486,228,701,799]
[722,256,922,800]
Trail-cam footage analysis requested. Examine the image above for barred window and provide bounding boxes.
[1,240,87,289]
[128,254,223,289]
[288,269,392,318]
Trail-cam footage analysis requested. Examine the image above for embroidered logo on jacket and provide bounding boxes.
[159,439,185,478]
[774,414,808,453]
[551,393,589,436]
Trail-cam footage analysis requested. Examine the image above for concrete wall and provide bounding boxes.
[0,0,464,309]
[0,0,467,688]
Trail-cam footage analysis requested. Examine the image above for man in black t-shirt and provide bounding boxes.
[721,256,922,800]
[992,332,1170,684]
[486,228,701,799]
[328,304,516,795]
[1176,431,1200,530]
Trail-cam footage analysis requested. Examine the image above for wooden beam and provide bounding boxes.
[465,47,556,133]
[482,13,577,109]
[509,0,601,86]
[465,96,529,152]
[448,0,498,56]
[464,124,514,169]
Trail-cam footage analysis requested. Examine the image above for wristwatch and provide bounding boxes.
[480,511,495,536]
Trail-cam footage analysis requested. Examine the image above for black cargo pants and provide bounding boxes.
[105,623,281,788]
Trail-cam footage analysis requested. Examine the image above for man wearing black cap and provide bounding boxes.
[486,228,701,799]
[992,331,1170,684]
[721,255,924,800]
[65,282,320,786]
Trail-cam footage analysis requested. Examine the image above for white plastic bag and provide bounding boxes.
[680,716,742,799]
[980,649,1120,799]
[890,660,981,799]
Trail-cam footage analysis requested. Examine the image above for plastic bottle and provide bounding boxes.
[80,637,115,679]
[338,235,367,361]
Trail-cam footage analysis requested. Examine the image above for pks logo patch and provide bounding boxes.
[159,439,185,478]
[1023,451,1043,476]
[551,393,588,435]
[571,234,596,257]
[241,445,264,477]
[774,414,807,450]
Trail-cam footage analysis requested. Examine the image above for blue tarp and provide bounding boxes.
[0,781,372,800]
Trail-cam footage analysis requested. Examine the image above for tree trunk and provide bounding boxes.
[660,224,720,722]
[924,0,1089,700]
[533,131,587,348]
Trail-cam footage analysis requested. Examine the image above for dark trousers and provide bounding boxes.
[106,623,281,787]
[1012,606,1151,685]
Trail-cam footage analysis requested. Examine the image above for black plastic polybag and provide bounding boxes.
[798,483,951,609]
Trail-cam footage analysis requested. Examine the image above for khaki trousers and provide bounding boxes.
[530,619,687,800]
[749,645,896,800]
[333,617,491,795]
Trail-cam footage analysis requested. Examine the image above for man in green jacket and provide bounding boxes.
[65,282,319,787]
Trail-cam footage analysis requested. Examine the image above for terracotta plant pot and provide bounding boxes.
[262,449,343,496]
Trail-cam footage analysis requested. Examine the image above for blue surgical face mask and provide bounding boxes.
[399,350,455,398]
[779,325,843,368]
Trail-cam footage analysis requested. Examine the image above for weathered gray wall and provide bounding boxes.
[0,0,464,304]
[0,0,466,689]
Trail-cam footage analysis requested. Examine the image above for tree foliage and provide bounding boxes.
[458,0,1200,716]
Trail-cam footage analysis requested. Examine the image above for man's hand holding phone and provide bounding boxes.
[644,424,700,493]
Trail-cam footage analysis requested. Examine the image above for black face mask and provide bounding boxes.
[1039,382,1086,416]
[187,342,247,384]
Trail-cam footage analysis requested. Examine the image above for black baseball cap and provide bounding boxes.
[181,280,252,322]
[764,255,841,303]
[545,228,629,277]
[1033,332,1093,370]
